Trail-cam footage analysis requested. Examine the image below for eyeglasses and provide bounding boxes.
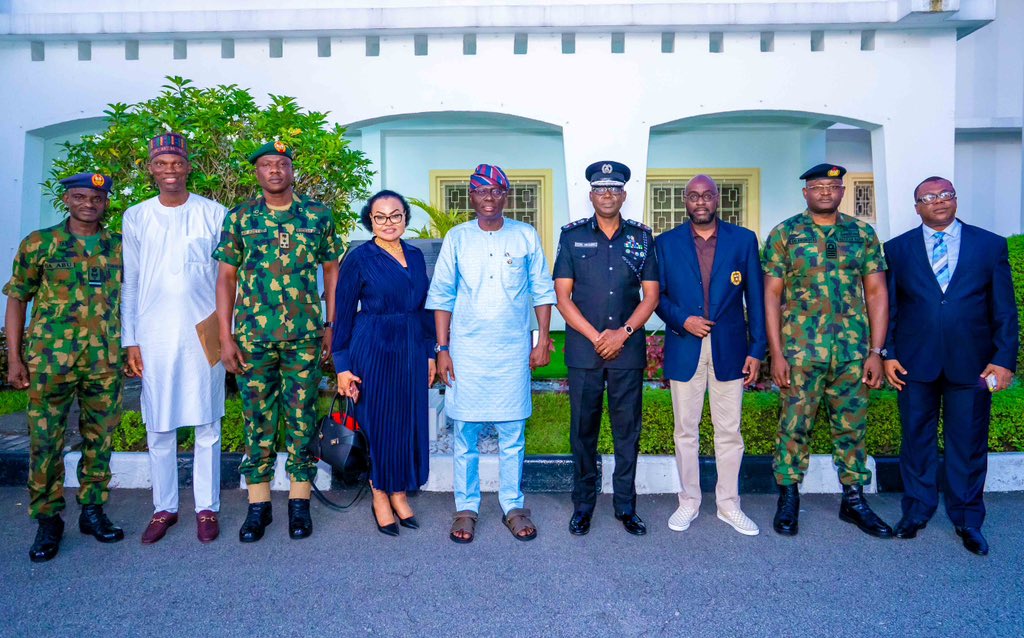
[591,187,624,195]
[916,191,956,205]
[371,213,405,226]
[470,187,508,199]
[685,191,717,203]
[806,184,844,194]
[151,160,187,171]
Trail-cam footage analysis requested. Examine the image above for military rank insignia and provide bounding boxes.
[88,266,103,287]
[826,240,838,259]
[279,230,290,249]
[731,271,742,286]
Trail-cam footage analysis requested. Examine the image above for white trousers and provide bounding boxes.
[147,419,221,514]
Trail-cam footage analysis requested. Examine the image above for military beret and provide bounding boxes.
[800,163,846,181]
[586,161,631,187]
[248,140,293,164]
[59,172,113,194]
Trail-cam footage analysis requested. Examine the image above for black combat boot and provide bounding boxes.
[79,505,125,543]
[29,514,64,563]
[839,485,893,538]
[239,502,273,543]
[288,499,313,540]
[773,484,800,536]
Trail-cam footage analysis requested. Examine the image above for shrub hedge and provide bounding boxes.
[528,387,1024,456]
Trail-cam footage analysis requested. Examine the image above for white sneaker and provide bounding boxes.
[668,504,699,531]
[717,509,760,536]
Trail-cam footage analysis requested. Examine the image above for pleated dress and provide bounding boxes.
[332,240,435,494]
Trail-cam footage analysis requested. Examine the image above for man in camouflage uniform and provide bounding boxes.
[4,172,126,563]
[214,140,341,542]
[762,163,892,538]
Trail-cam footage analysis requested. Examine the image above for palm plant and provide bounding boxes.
[408,197,472,239]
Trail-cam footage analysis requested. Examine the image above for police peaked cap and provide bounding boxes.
[586,161,631,187]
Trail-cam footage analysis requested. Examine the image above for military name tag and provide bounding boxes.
[278,231,290,249]
[295,228,318,235]
[574,242,598,248]
[788,235,815,244]
[241,228,267,237]
[43,261,73,270]
[87,266,103,287]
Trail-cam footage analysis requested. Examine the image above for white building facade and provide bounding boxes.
[1,0,1021,296]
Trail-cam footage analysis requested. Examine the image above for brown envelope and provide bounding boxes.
[195,311,221,367]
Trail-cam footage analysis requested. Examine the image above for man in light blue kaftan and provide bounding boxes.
[427,164,556,543]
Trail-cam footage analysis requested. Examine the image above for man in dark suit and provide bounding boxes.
[655,175,766,536]
[883,176,1019,555]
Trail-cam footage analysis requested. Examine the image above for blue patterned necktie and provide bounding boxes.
[932,231,950,290]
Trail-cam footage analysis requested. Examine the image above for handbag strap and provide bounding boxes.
[311,479,368,511]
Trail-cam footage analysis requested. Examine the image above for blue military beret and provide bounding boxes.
[799,163,846,181]
[59,172,113,194]
[249,140,293,164]
[586,161,631,187]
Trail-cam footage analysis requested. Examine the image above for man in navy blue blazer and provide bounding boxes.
[655,175,766,536]
[883,176,1018,555]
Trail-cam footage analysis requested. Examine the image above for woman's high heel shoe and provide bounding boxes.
[372,504,399,537]
[398,515,419,530]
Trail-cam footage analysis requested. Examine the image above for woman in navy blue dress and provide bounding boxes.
[332,190,435,536]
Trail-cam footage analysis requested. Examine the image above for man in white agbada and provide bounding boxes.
[121,133,226,544]
[427,163,556,544]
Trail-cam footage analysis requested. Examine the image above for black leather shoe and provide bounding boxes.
[568,511,592,536]
[29,515,64,563]
[239,502,273,543]
[773,484,800,536]
[839,485,893,538]
[372,506,399,537]
[78,505,124,543]
[614,512,647,536]
[288,499,313,540]
[955,527,989,556]
[398,515,419,530]
[893,515,928,539]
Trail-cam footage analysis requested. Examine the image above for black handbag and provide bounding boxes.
[308,394,370,510]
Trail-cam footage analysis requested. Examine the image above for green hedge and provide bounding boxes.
[526,388,1024,456]
[1009,234,1024,375]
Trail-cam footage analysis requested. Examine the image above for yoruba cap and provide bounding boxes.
[469,164,510,191]
[59,172,113,194]
[586,161,630,187]
[800,163,846,181]
[249,140,293,164]
[148,133,188,160]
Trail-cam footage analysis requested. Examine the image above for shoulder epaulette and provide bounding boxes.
[625,218,652,233]
[561,218,590,231]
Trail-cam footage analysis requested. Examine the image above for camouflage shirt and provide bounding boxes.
[762,210,886,363]
[213,193,342,343]
[3,221,122,375]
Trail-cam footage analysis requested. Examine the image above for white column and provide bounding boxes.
[560,120,651,224]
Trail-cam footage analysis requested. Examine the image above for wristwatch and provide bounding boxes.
[623,324,634,336]
[869,347,887,358]
[434,344,449,353]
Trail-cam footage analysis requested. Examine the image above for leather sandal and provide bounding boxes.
[502,508,537,542]
[449,510,477,544]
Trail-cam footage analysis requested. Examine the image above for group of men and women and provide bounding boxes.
[4,132,1017,563]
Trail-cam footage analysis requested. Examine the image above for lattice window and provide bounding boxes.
[842,173,876,223]
[441,180,541,228]
[430,169,554,265]
[645,169,761,235]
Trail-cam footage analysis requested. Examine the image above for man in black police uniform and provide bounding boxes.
[554,161,660,536]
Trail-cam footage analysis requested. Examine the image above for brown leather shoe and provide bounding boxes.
[141,511,178,544]
[196,510,219,544]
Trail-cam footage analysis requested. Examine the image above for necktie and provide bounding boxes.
[932,231,949,290]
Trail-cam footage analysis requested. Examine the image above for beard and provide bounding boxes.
[687,208,717,225]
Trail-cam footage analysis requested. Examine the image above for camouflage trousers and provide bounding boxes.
[237,338,319,484]
[774,358,871,487]
[27,365,122,519]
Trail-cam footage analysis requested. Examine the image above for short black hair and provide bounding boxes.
[360,189,412,232]
[914,175,952,201]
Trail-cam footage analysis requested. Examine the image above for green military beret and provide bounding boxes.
[248,140,293,164]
